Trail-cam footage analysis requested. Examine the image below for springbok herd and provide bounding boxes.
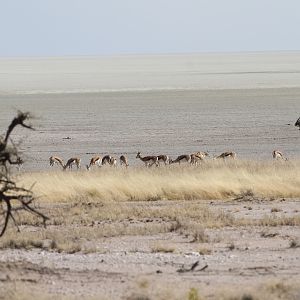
[48,150,287,170]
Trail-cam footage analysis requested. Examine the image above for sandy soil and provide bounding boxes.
[0,198,299,300]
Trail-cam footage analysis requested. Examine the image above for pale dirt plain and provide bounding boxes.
[0,194,300,300]
[0,53,300,299]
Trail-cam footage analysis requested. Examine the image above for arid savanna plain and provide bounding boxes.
[0,53,300,300]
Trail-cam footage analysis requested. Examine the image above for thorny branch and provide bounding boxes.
[0,111,48,237]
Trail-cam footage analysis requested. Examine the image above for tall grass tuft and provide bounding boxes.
[18,160,300,203]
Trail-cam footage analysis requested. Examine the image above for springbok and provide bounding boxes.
[169,154,191,164]
[190,154,203,165]
[109,156,117,167]
[216,151,237,160]
[63,157,81,170]
[157,155,170,166]
[136,152,158,167]
[120,155,129,167]
[49,156,64,168]
[86,156,101,170]
[272,150,287,161]
[102,155,117,167]
[193,152,209,159]
[190,152,209,165]
[102,155,112,166]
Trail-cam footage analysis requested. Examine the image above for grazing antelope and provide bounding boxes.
[272,150,287,161]
[101,155,117,167]
[193,152,209,159]
[169,154,191,164]
[49,156,64,168]
[120,155,129,167]
[190,152,209,165]
[102,155,112,165]
[157,155,170,166]
[63,157,81,170]
[110,156,117,167]
[190,154,203,165]
[136,152,158,167]
[86,156,101,170]
[216,151,236,160]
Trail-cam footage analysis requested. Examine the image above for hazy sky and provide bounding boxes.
[1,0,300,56]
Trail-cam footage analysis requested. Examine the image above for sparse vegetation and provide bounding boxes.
[190,227,210,243]
[271,207,282,213]
[138,279,149,289]
[289,239,300,248]
[0,234,82,254]
[218,280,300,300]
[188,288,202,300]
[0,197,299,300]
[198,247,212,255]
[228,242,235,251]
[151,243,175,253]
[257,215,300,226]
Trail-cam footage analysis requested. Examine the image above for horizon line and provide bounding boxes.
[1,49,300,60]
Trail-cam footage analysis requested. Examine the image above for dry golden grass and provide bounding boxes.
[0,230,83,253]
[0,202,232,252]
[0,282,101,300]
[151,243,175,253]
[18,160,300,203]
[198,247,212,255]
[1,160,299,252]
[217,280,300,300]
[1,200,298,253]
[2,279,298,300]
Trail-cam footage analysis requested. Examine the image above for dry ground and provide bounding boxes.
[0,199,299,300]
[0,164,300,299]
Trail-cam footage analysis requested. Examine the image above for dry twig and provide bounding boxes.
[177,261,208,273]
[0,111,48,237]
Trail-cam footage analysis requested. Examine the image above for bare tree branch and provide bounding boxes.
[0,111,48,237]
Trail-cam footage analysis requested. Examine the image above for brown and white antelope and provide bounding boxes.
[169,154,191,164]
[110,156,117,167]
[193,152,209,159]
[102,155,112,165]
[86,156,101,170]
[63,157,81,170]
[190,152,209,165]
[49,156,64,168]
[272,150,287,161]
[136,152,158,167]
[190,154,203,165]
[215,151,237,160]
[120,155,129,167]
[157,155,170,166]
[102,155,117,167]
